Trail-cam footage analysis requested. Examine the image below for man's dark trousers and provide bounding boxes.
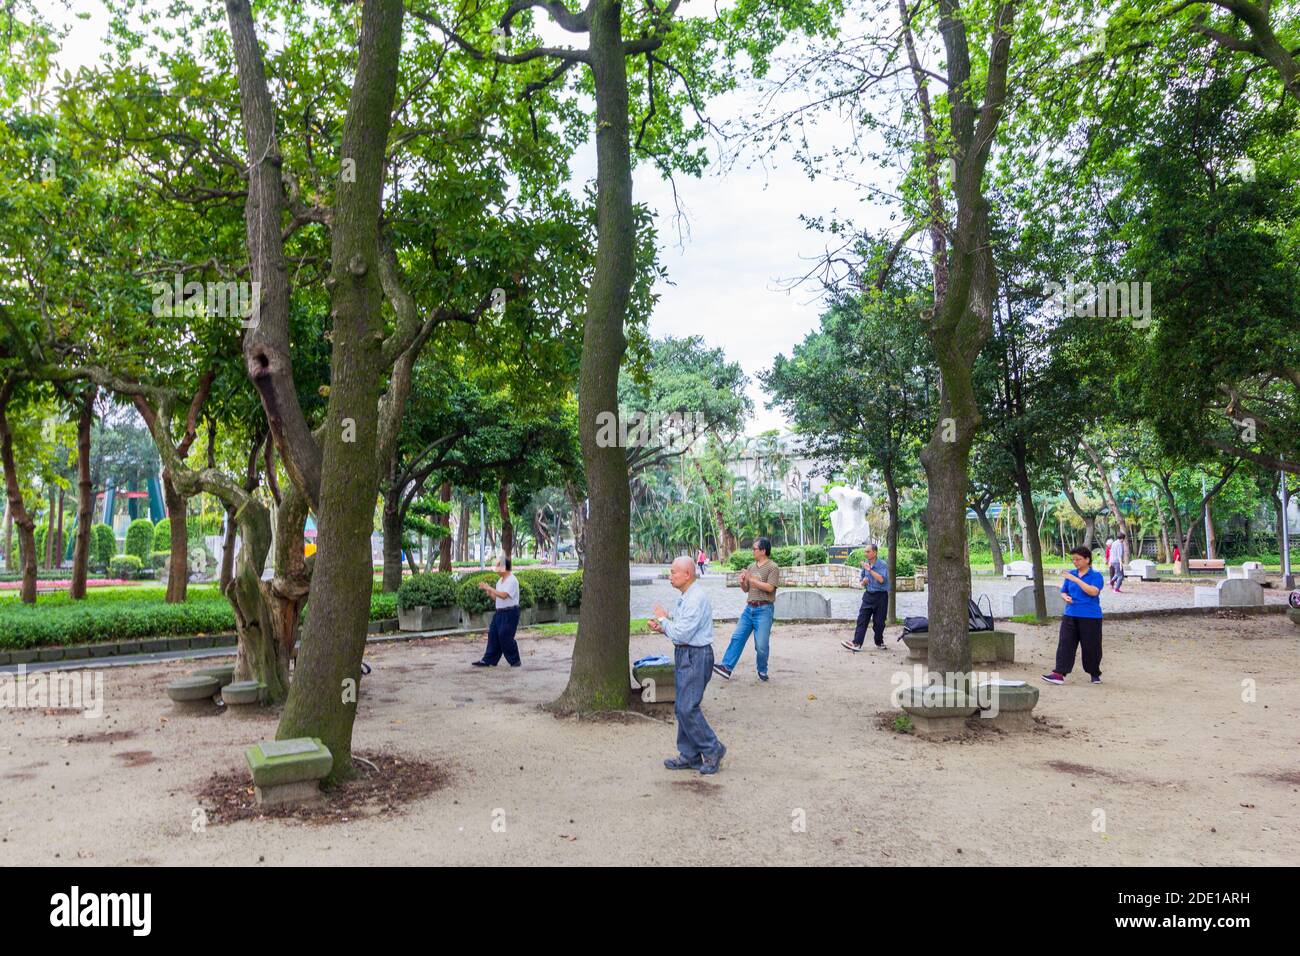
[483,606,522,666]
[854,590,887,647]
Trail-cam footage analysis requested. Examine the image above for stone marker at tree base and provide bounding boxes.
[1227,563,1265,583]
[631,661,675,704]
[998,584,1065,618]
[165,674,220,702]
[897,685,978,736]
[1194,578,1265,608]
[245,738,334,807]
[192,664,236,687]
[222,680,265,706]
[977,680,1039,731]
[902,629,1015,664]
[773,589,832,620]
[1129,559,1157,581]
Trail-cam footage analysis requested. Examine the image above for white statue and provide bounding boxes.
[828,486,874,546]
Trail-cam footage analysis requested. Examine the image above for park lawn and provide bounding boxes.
[527,617,652,637]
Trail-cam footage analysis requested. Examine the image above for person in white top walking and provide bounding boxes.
[1109,533,1127,593]
[472,556,522,667]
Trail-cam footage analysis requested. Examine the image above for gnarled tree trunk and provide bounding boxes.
[70,388,95,600]
[0,378,37,603]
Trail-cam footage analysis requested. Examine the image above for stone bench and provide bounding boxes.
[901,629,1015,665]
[1226,563,1266,583]
[1193,578,1264,608]
[166,675,221,702]
[631,661,675,704]
[773,590,831,620]
[222,680,265,706]
[192,664,236,687]
[1002,560,1035,579]
[976,680,1039,731]
[244,738,333,806]
[897,686,978,736]
[1128,559,1158,581]
[998,584,1064,618]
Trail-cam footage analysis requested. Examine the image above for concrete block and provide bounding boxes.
[632,663,676,703]
[999,584,1064,618]
[222,680,265,705]
[1129,559,1157,581]
[193,664,236,687]
[1002,560,1035,579]
[245,738,333,790]
[773,590,831,620]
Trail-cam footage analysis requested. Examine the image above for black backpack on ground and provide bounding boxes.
[898,595,994,640]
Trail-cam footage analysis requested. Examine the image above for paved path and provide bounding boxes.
[627,565,1290,620]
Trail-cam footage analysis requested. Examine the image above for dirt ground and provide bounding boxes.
[2,614,1297,865]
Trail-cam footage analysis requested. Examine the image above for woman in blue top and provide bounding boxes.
[1042,546,1105,685]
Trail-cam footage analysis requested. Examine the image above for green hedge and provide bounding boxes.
[124,519,154,563]
[109,555,143,579]
[92,524,116,568]
[515,569,563,604]
[894,555,916,577]
[556,569,582,607]
[770,545,828,567]
[847,548,916,577]
[397,571,457,610]
[455,570,534,614]
[727,552,750,571]
[0,587,401,649]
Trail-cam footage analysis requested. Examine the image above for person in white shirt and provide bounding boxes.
[472,556,522,667]
[1109,533,1127,593]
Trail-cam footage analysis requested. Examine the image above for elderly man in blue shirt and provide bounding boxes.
[843,544,890,651]
[649,556,727,774]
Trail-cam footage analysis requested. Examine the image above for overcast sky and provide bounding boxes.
[52,1,897,436]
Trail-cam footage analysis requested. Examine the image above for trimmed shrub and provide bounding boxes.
[556,569,582,608]
[906,549,927,567]
[369,592,397,620]
[847,548,866,566]
[894,555,916,577]
[771,545,829,567]
[455,570,534,613]
[109,554,143,579]
[397,571,457,611]
[727,552,750,571]
[150,550,171,570]
[153,518,174,552]
[124,519,154,563]
[515,568,562,604]
[92,524,116,569]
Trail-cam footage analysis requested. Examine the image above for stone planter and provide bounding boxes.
[398,605,460,632]
[559,603,580,623]
[460,609,492,630]
[533,601,560,624]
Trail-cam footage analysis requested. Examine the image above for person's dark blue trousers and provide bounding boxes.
[483,606,522,666]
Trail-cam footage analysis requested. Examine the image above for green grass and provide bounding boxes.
[1007,613,1055,625]
[527,617,652,637]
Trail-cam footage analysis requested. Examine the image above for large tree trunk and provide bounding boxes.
[0,381,37,603]
[163,474,189,602]
[70,389,95,599]
[381,483,404,591]
[272,0,406,781]
[54,488,65,569]
[45,485,56,569]
[497,480,513,561]
[456,499,470,563]
[2,497,10,571]
[552,0,634,714]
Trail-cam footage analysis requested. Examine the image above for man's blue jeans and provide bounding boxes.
[721,602,774,674]
[673,644,723,762]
